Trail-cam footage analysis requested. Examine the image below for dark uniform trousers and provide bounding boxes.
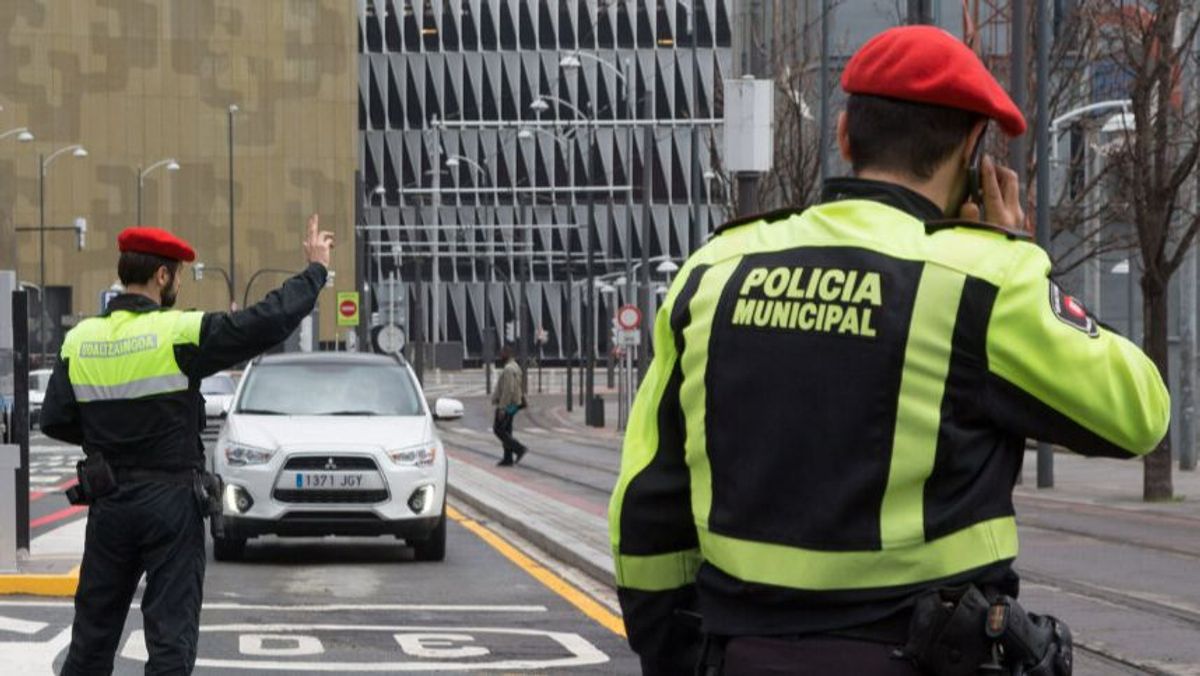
[62,481,205,675]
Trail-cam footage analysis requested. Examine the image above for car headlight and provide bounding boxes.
[223,442,274,467]
[389,444,438,467]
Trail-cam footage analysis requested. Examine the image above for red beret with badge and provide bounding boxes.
[117,227,196,263]
[841,25,1027,137]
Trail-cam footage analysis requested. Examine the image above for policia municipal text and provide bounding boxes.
[610,27,1169,675]
[40,215,335,674]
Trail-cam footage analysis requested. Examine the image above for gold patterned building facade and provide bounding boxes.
[0,0,357,343]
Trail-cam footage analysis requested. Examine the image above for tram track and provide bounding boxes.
[440,429,616,497]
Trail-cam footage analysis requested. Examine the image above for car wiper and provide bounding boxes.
[237,408,286,415]
[321,410,380,416]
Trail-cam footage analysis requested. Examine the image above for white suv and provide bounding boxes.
[210,352,448,562]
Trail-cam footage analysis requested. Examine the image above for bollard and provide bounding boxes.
[586,395,605,428]
[0,444,21,572]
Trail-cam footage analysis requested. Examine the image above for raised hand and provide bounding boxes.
[303,213,335,268]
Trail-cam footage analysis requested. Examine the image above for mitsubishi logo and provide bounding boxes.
[324,458,337,470]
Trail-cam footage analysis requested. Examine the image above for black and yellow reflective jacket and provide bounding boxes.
[608,179,1170,673]
[40,264,327,470]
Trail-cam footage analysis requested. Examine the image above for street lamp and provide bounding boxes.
[535,88,606,424]
[228,104,239,315]
[517,125,580,409]
[37,144,88,364]
[444,153,499,394]
[136,157,180,225]
[192,262,234,307]
[0,127,34,143]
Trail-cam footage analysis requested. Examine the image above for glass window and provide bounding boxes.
[236,362,424,417]
[201,374,236,395]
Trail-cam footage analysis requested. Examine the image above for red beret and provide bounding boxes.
[842,26,1026,137]
[117,227,196,262]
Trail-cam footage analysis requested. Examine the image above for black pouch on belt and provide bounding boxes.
[66,453,119,505]
[897,585,996,676]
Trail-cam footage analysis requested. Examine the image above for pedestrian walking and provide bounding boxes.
[609,26,1169,675]
[41,214,334,675]
[492,344,527,466]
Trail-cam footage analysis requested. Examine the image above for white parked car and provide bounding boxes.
[210,352,448,562]
[200,372,237,422]
[29,368,52,426]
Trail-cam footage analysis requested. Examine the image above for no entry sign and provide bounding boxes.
[616,304,642,331]
[336,291,360,327]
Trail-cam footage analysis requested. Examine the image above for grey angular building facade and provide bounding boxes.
[357,0,732,361]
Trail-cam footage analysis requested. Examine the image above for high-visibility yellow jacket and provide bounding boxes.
[608,179,1170,673]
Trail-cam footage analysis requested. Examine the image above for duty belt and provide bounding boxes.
[114,467,196,485]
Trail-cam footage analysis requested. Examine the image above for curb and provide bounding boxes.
[0,566,80,597]
[447,485,614,588]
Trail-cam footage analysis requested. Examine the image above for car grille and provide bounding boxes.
[280,511,381,521]
[273,489,389,504]
[283,456,378,471]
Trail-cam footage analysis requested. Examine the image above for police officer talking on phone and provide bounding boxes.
[610,26,1169,675]
[40,214,334,675]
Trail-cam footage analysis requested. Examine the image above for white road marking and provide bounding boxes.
[395,633,489,659]
[0,600,547,613]
[121,624,608,671]
[0,627,71,675]
[0,614,49,635]
[240,634,325,656]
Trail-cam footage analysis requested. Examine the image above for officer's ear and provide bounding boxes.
[154,264,173,290]
[836,112,852,163]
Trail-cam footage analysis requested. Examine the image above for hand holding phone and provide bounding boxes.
[958,154,1025,233]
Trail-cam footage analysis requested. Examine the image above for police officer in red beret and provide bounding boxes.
[41,215,335,674]
[610,26,1168,674]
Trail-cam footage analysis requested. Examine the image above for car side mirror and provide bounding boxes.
[222,399,233,417]
[434,397,464,420]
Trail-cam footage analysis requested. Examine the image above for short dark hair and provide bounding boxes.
[118,251,180,286]
[846,95,983,180]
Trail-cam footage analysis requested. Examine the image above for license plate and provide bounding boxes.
[278,472,383,490]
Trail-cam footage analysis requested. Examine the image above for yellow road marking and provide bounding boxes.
[447,505,626,637]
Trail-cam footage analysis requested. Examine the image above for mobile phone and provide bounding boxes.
[965,124,988,216]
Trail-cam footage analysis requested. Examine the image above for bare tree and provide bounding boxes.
[1098,0,1200,500]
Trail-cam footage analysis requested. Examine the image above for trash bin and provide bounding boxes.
[586,395,605,428]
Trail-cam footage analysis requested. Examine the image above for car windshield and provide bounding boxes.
[201,374,236,395]
[236,362,423,416]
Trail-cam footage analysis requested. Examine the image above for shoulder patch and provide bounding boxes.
[925,218,1032,241]
[713,207,805,237]
[1049,283,1099,337]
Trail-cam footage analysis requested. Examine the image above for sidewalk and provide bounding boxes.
[0,518,84,596]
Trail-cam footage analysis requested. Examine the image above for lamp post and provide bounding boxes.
[191,262,234,307]
[228,104,239,310]
[519,126,577,409]
[38,144,88,364]
[562,51,655,381]
[538,91,602,424]
[0,127,35,144]
[445,154,497,394]
[136,157,180,225]
[242,268,298,309]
